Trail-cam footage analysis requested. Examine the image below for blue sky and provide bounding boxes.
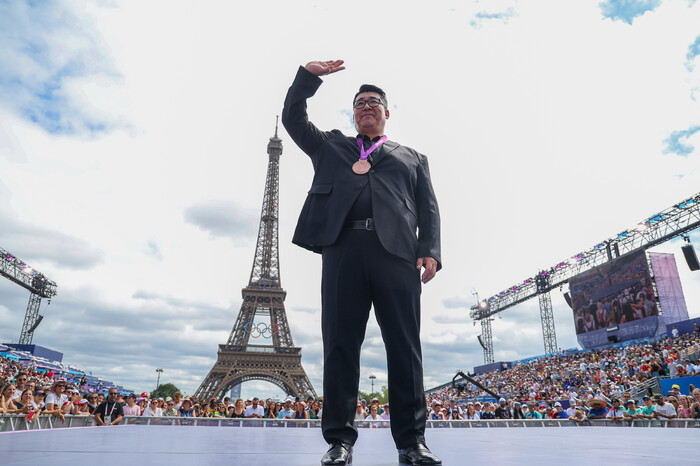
[1,0,699,399]
[598,0,662,24]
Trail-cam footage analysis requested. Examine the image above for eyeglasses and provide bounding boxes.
[353,98,383,109]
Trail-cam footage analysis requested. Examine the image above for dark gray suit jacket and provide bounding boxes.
[282,67,441,271]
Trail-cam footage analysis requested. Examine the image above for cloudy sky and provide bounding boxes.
[1,0,699,399]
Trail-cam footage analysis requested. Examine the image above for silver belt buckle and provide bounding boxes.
[365,218,375,230]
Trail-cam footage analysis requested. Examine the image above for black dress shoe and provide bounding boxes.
[321,442,353,465]
[398,442,442,465]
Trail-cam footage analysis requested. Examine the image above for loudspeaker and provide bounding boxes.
[681,244,700,271]
[607,335,618,343]
[563,292,573,309]
[477,335,486,350]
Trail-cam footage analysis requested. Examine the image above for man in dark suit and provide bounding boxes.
[282,59,442,466]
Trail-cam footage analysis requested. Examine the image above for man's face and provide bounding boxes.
[353,92,389,136]
[108,390,118,401]
[16,375,27,387]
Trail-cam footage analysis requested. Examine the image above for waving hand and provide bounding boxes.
[305,60,345,76]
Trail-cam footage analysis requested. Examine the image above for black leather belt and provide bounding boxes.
[344,218,375,231]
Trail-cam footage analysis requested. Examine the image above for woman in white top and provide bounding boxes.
[464,405,480,420]
[365,404,381,421]
[143,400,163,417]
[365,405,384,428]
[45,381,69,414]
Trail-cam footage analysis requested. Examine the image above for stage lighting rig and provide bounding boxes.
[0,247,58,344]
[469,191,700,358]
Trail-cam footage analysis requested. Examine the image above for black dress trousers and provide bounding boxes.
[321,227,427,449]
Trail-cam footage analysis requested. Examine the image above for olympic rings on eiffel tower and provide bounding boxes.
[244,322,280,339]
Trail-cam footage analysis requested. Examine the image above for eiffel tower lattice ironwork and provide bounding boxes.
[194,119,316,401]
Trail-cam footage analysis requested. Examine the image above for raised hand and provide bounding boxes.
[305,60,345,76]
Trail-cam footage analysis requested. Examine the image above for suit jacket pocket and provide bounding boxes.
[308,184,333,194]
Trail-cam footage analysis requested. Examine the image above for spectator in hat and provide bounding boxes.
[122,394,140,416]
[552,402,568,419]
[495,398,511,419]
[623,400,641,421]
[653,395,676,419]
[370,397,384,415]
[639,396,656,419]
[74,398,91,415]
[669,384,682,397]
[278,399,295,419]
[178,398,194,417]
[136,397,148,415]
[31,390,46,412]
[586,398,608,419]
[605,399,625,424]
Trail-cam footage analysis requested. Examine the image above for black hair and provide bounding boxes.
[354,84,388,108]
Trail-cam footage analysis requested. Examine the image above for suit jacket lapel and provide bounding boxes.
[370,140,399,167]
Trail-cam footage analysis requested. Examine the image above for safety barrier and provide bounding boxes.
[0,414,96,432]
[120,417,700,429]
[3,415,698,432]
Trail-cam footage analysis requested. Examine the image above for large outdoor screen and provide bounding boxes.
[569,249,657,335]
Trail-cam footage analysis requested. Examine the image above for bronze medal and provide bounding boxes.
[352,159,371,175]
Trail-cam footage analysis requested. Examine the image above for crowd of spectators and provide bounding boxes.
[424,331,700,421]
[3,330,700,426]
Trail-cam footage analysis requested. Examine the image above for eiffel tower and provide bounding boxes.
[194,119,316,400]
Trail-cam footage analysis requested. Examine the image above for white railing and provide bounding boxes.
[0,414,96,432]
[121,417,700,429]
[2,415,698,432]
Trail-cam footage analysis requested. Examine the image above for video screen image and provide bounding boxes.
[569,250,657,335]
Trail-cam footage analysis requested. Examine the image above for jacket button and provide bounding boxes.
[369,169,375,173]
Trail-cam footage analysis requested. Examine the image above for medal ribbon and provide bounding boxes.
[356,136,387,161]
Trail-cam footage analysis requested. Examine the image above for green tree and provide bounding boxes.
[357,385,388,405]
[151,382,180,399]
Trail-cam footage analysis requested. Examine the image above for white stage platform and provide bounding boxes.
[0,424,698,465]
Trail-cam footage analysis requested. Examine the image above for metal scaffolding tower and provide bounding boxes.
[470,192,700,361]
[0,247,57,344]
